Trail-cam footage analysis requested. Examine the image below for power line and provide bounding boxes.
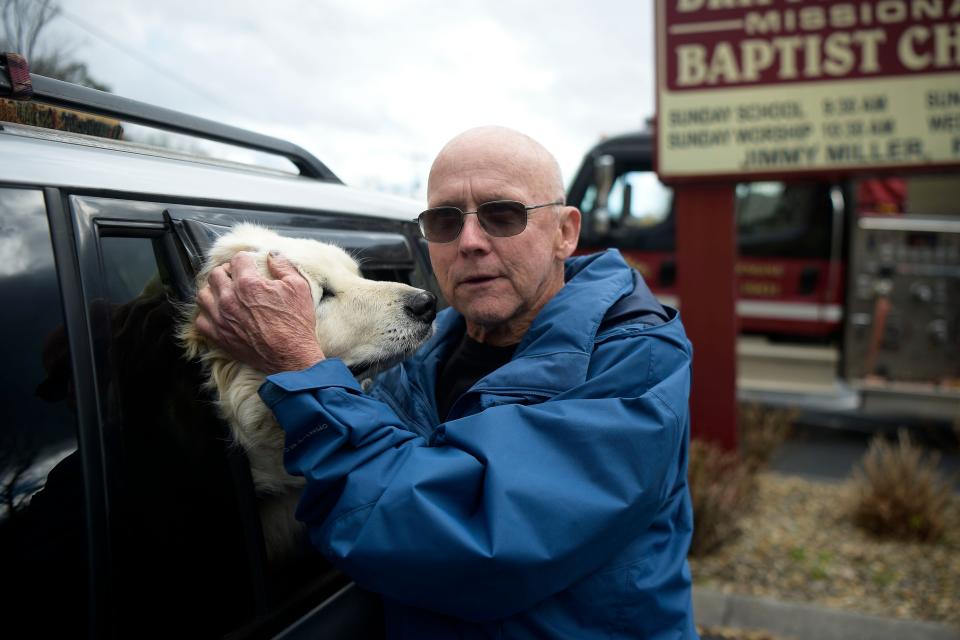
[58,8,234,112]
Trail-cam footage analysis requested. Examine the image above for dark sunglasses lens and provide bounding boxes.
[477,201,527,237]
[420,207,463,242]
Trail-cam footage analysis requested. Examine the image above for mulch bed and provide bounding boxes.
[689,471,960,629]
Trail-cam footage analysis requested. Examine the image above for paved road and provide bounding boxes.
[694,587,960,640]
[768,421,960,486]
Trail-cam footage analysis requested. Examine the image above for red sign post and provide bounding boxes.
[655,0,960,450]
[675,185,738,450]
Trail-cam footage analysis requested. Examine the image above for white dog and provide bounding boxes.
[179,223,435,559]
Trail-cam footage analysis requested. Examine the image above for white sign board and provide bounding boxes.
[656,0,960,181]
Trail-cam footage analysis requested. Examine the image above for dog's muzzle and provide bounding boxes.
[404,291,438,324]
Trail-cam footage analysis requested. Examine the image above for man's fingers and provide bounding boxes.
[230,252,261,282]
[266,251,303,282]
[207,264,233,295]
[194,309,218,342]
[196,286,216,314]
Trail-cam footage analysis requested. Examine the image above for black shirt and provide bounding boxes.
[435,333,517,421]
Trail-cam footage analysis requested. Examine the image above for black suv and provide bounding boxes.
[0,58,439,638]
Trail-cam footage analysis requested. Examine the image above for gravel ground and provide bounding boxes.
[689,471,960,629]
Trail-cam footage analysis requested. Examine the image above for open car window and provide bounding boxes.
[165,208,440,295]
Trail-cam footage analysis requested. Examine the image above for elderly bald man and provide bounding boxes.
[197,127,697,639]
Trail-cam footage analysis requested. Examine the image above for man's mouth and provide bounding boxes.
[459,274,501,286]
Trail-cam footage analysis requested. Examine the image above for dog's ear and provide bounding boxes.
[298,267,324,309]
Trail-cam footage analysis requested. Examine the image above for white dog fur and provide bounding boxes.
[179,223,434,559]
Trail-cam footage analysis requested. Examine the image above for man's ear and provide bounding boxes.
[555,207,581,259]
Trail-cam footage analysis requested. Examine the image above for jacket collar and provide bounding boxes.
[420,250,637,398]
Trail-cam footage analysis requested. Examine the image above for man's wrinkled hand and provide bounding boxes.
[195,251,325,374]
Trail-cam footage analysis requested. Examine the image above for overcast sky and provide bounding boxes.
[48,0,655,200]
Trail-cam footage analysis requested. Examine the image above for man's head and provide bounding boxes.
[425,126,581,345]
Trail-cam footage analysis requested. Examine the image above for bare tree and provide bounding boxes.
[1,0,109,91]
[1,0,58,60]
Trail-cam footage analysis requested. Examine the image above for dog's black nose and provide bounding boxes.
[404,291,437,323]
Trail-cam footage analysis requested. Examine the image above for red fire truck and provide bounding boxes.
[567,130,960,422]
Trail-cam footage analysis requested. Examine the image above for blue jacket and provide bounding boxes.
[260,250,697,639]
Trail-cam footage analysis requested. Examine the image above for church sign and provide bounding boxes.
[656,0,960,180]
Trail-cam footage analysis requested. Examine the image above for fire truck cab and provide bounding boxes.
[568,130,847,340]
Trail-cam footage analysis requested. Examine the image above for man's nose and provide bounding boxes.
[457,213,491,252]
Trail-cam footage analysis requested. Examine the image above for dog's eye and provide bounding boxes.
[319,286,336,301]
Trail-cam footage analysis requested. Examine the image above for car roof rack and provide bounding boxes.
[0,52,341,183]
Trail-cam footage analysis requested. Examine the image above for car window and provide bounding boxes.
[0,188,87,636]
[581,170,673,228]
[736,181,835,258]
[93,229,350,637]
[100,236,162,302]
[579,170,676,252]
[96,234,263,635]
[737,182,807,239]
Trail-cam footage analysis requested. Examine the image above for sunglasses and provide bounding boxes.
[416,200,564,243]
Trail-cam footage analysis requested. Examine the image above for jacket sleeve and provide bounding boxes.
[259,328,690,622]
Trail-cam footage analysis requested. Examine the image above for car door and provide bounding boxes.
[65,193,434,638]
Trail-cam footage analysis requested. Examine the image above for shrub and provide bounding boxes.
[739,403,796,473]
[688,439,755,556]
[852,430,953,542]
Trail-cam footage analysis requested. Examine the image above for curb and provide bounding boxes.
[693,587,960,640]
